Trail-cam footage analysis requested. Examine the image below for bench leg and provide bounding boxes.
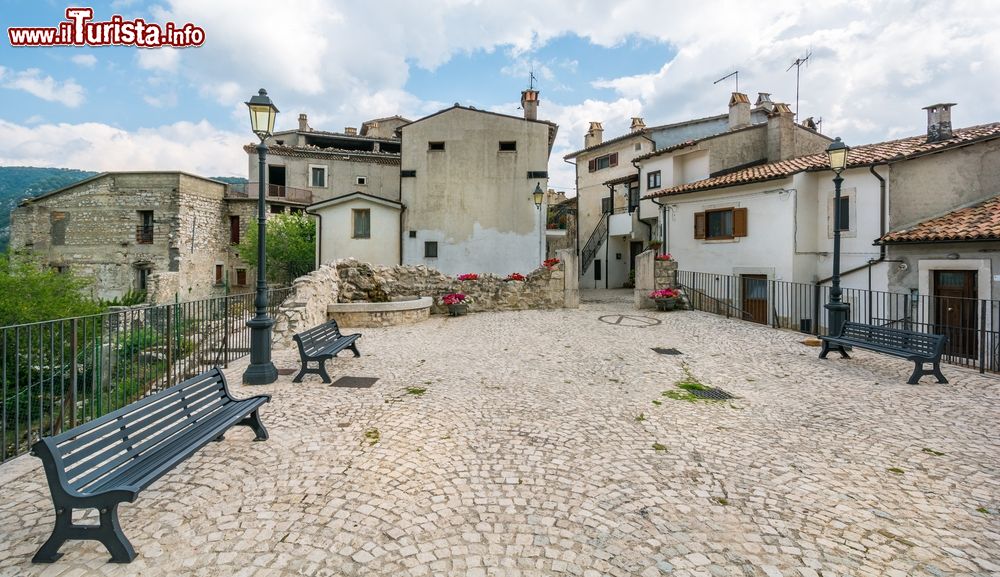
[239,407,269,441]
[819,341,850,360]
[349,342,361,357]
[292,363,309,383]
[316,361,331,384]
[293,360,332,384]
[33,504,136,564]
[932,361,948,384]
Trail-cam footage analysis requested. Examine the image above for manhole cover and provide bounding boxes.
[332,376,379,388]
[689,387,735,400]
[652,348,682,355]
[276,368,297,376]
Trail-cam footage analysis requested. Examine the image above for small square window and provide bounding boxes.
[409,230,417,238]
[424,241,438,258]
[428,141,445,151]
[270,204,285,214]
[356,176,367,186]
[236,269,247,286]
[499,141,517,151]
[647,170,661,189]
[634,143,642,151]
[309,165,327,187]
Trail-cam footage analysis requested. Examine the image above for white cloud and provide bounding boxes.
[136,48,180,72]
[71,54,98,68]
[2,68,85,107]
[0,119,248,177]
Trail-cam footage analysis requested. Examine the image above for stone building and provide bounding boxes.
[10,172,252,303]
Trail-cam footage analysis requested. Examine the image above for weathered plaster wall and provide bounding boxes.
[247,149,401,206]
[313,198,401,266]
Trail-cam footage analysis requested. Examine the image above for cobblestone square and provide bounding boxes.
[0,294,997,576]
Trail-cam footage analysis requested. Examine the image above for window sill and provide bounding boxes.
[352,236,371,240]
[702,238,740,244]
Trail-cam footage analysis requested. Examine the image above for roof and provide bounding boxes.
[18,171,228,206]
[399,104,557,129]
[632,122,795,162]
[644,122,1000,199]
[307,191,403,211]
[603,174,639,186]
[243,144,401,165]
[877,194,1000,244]
[271,127,400,143]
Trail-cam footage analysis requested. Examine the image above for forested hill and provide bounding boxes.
[0,167,248,251]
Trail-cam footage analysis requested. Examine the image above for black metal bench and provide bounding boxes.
[30,367,270,563]
[820,321,948,384]
[292,319,361,383]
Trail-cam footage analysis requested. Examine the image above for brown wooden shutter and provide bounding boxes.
[733,207,748,237]
[588,159,596,172]
[609,152,618,167]
[694,212,706,239]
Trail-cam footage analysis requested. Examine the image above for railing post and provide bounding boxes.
[165,303,173,389]
[69,319,78,429]
[981,299,987,374]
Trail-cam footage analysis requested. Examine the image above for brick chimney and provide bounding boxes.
[755,92,774,112]
[344,127,357,136]
[767,102,795,161]
[298,113,310,132]
[729,92,751,129]
[924,103,956,142]
[521,89,539,121]
[584,122,604,148]
[630,117,646,132]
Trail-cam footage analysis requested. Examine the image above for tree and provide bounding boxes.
[237,212,316,285]
[0,251,102,326]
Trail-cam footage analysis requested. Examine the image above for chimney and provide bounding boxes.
[767,102,795,161]
[584,121,604,148]
[729,92,751,129]
[344,127,357,136]
[298,113,310,132]
[924,103,956,142]
[521,89,539,121]
[802,116,818,130]
[630,117,646,132]
[755,92,775,112]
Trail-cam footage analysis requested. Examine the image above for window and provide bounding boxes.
[409,230,417,238]
[694,207,748,240]
[628,183,640,213]
[50,212,67,246]
[587,152,618,172]
[136,266,151,291]
[594,259,602,281]
[499,141,517,151]
[309,165,327,187]
[215,264,224,285]
[356,176,367,186]
[647,170,661,189]
[51,265,68,274]
[236,269,247,286]
[827,189,856,237]
[270,204,285,214]
[136,211,154,244]
[601,197,612,214]
[229,215,240,244]
[352,209,371,239]
[428,141,445,151]
[424,241,438,258]
[836,196,850,231]
[634,143,642,152]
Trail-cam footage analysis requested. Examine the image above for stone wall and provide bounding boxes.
[272,265,340,348]
[634,252,679,309]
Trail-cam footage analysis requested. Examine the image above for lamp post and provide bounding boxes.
[243,89,279,385]
[824,137,850,337]
[532,182,545,261]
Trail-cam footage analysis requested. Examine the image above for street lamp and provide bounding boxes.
[824,137,850,337]
[243,89,279,385]
[532,183,545,261]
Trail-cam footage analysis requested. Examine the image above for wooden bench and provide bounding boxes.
[292,319,361,383]
[820,321,948,384]
[30,368,270,563]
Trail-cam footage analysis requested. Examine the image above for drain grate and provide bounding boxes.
[332,376,379,388]
[689,387,735,400]
[651,347,682,355]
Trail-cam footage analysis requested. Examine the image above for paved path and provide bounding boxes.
[0,302,997,577]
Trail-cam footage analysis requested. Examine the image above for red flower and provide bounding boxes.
[506,272,526,281]
[655,253,672,261]
[542,258,560,269]
[457,273,479,281]
[442,293,467,305]
[649,288,678,299]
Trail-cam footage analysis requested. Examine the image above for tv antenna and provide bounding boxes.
[713,70,739,93]
[786,51,811,121]
[529,66,536,90]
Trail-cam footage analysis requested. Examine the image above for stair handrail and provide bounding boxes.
[677,282,755,322]
[580,213,609,273]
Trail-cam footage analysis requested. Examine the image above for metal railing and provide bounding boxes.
[677,270,999,374]
[226,183,312,205]
[1,287,291,464]
[580,214,609,273]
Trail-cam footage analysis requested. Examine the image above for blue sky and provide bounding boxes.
[1,0,998,192]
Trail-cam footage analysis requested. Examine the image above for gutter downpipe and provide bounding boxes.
[563,157,580,272]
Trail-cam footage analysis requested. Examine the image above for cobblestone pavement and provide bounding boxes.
[0,298,998,577]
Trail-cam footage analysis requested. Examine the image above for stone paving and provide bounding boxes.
[0,291,997,577]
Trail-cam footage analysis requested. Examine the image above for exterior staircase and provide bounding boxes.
[580,214,609,274]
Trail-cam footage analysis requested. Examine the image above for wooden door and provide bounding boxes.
[741,274,768,325]
[934,270,977,359]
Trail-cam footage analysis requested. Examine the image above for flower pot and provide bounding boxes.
[654,297,676,311]
[447,303,468,316]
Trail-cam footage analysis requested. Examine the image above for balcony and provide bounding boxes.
[608,209,634,236]
[226,183,312,205]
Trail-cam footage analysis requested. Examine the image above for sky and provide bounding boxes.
[1,0,998,195]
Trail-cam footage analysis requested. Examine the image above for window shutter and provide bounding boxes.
[734,207,748,237]
[588,159,596,172]
[610,152,618,167]
[694,212,706,239]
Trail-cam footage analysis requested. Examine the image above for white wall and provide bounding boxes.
[314,198,400,266]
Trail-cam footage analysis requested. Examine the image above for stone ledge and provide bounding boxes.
[327,296,432,314]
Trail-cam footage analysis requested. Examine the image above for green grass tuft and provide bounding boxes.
[364,428,380,445]
[635,413,646,422]
[652,443,667,452]
[406,387,427,396]
[921,447,945,456]
[887,467,905,475]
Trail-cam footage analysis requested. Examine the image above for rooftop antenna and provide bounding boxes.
[529,66,536,90]
[786,51,811,122]
[713,70,739,93]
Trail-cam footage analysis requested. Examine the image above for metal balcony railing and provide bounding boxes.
[226,183,312,205]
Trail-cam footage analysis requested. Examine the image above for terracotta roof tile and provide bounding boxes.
[644,123,1000,199]
[878,195,1000,244]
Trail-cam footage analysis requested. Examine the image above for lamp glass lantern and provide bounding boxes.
[826,137,849,174]
[532,183,544,209]
[246,89,279,140]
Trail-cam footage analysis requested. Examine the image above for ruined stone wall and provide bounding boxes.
[273,264,341,349]
[173,174,231,302]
